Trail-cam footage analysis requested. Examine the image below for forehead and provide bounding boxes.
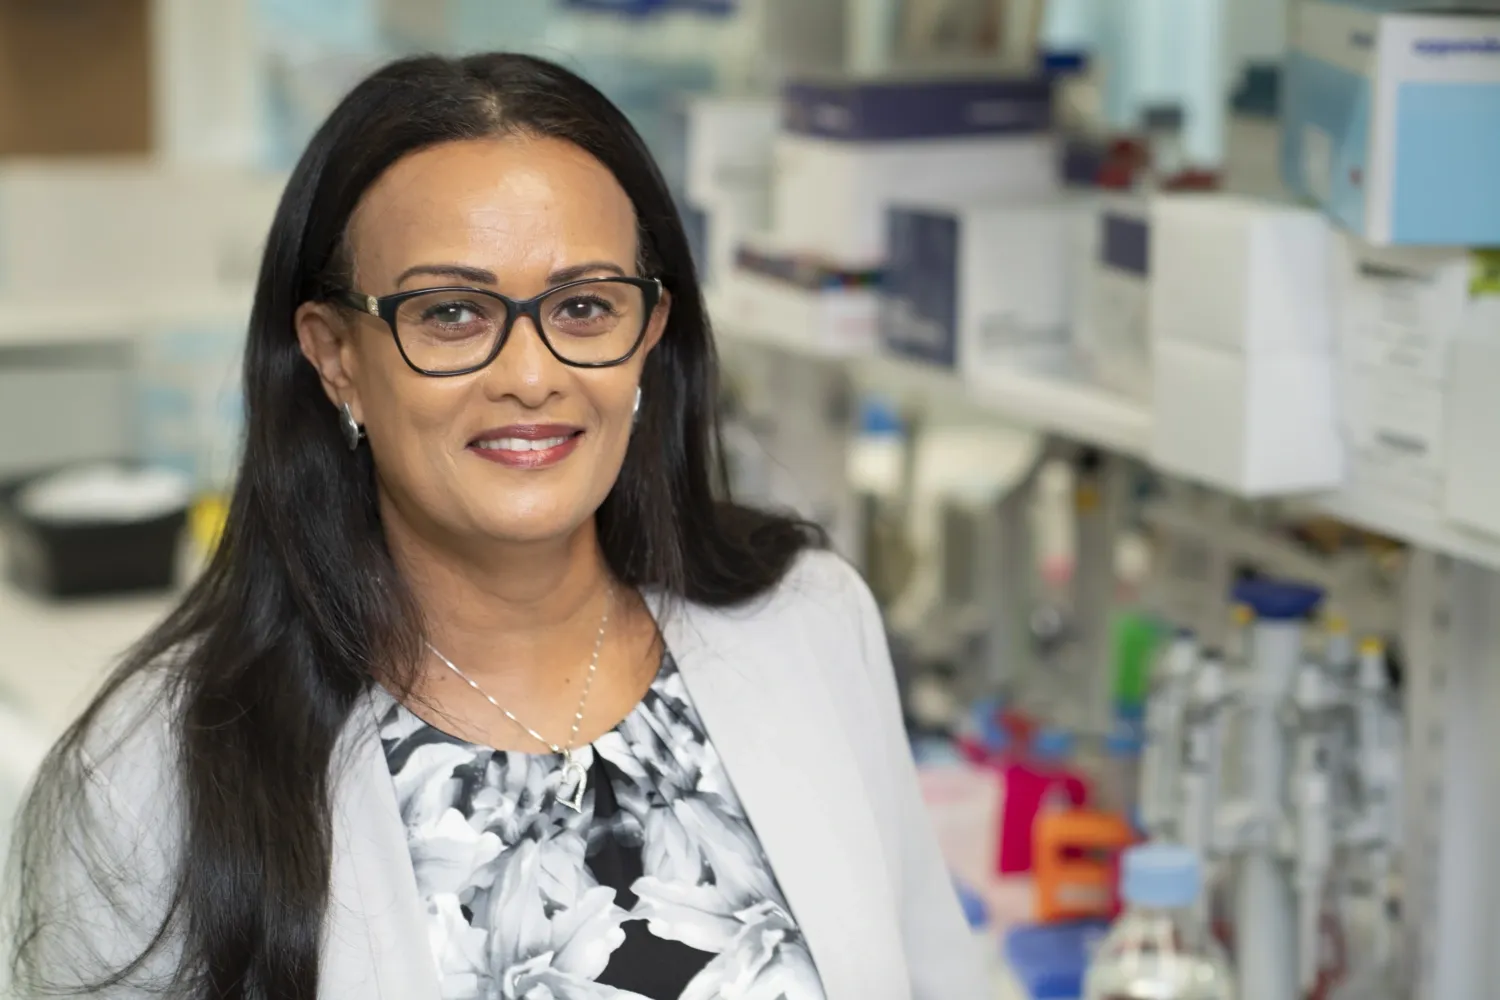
[346,135,639,287]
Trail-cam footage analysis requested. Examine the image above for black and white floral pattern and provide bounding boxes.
[377,653,827,1000]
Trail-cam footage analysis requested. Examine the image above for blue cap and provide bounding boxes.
[1232,579,1324,621]
[1105,728,1143,758]
[1121,843,1202,909]
[1031,727,1075,761]
[971,699,1010,753]
[858,397,903,436]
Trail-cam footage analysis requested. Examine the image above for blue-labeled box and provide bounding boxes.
[881,200,1085,371]
[782,73,1054,142]
[1282,0,1500,245]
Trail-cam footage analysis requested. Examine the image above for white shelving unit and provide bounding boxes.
[0,291,254,350]
[712,310,1500,574]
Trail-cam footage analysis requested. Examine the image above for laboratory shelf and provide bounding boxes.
[1310,490,1500,577]
[964,364,1152,460]
[709,292,1500,572]
[711,296,1154,458]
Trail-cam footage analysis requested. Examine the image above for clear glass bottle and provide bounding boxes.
[1084,843,1235,1000]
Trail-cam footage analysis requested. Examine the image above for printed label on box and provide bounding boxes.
[882,209,959,366]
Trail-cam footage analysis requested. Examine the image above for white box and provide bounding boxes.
[1333,238,1477,386]
[1342,371,1446,505]
[1150,194,1334,354]
[1152,339,1344,495]
[685,97,778,209]
[881,199,1087,371]
[714,269,880,357]
[1283,1,1500,245]
[1074,194,1153,401]
[1443,304,1500,537]
[770,132,1058,265]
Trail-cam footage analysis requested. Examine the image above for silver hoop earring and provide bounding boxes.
[339,402,365,451]
[633,386,642,418]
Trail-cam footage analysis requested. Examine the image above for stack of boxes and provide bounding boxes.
[1148,194,1342,495]
[1144,0,1500,504]
[720,71,1059,356]
[1333,242,1477,521]
[1280,0,1500,522]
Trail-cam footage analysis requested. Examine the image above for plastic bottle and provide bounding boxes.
[997,727,1089,875]
[1101,722,1145,820]
[1084,844,1235,1000]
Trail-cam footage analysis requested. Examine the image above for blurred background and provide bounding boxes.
[2,1,1500,998]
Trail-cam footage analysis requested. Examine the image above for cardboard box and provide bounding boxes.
[1150,194,1334,355]
[770,73,1058,265]
[684,98,778,288]
[1152,339,1344,496]
[771,131,1059,265]
[0,0,152,156]
[781,73,1054,142]
[1342,373,1446,505]
[1332,238,1478,386]
[1444,308,1500,538]
[881,199,1086,371]
[1282,0,1500,245]
[1074,195,1153,401]
[716,269,880,357]
[685,97,778,208]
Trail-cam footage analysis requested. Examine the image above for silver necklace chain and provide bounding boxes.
[424,586,612,812]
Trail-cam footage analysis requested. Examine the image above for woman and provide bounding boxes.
[6,54,984,1000]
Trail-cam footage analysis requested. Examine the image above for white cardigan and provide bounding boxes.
[24,551,989,999]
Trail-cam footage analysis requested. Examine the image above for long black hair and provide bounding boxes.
[7,53,821,999]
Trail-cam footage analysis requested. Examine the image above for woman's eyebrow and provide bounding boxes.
[395,263,498,287]
[548,261,627,284]
[392,261,628,289]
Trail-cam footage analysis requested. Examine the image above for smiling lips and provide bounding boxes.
[468,424,583,469]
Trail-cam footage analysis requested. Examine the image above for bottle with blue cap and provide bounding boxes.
[1084,843,1234,999]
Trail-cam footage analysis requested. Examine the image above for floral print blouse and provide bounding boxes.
[376,652,828,1000]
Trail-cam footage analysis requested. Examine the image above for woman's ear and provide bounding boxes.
[296,301,362,418]
[642,288,672,354]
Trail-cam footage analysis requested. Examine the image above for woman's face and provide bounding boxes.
[297,135,669,549]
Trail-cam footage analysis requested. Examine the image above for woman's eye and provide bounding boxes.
[423,302,482,325]
[555,296,616,322]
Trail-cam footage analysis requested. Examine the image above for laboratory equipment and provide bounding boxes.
[1225,579,1322,1000]
[1039,0,1230,186]
[1083,843,1234,1000]
[1100,722,1144,820]
[1033,808,1136,922]
[1177,649,1229,897]
[1139,629,1197,838]
[1006,920,1112,1000]
[998,727,1089,874]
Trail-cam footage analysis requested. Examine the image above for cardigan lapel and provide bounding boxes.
[322,694,442,1000]
[655,596,909,1000]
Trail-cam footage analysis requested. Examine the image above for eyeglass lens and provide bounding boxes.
[393,279,648,372]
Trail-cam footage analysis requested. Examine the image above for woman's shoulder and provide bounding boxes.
[663,548,880,665]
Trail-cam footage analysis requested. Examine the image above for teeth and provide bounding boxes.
[475,435,572,452]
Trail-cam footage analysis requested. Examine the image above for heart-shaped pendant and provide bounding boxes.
[558,751,589,813]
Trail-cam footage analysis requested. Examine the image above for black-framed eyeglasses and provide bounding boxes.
[333,276,663,377]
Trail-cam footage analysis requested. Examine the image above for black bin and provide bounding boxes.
[0,475,187,599]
